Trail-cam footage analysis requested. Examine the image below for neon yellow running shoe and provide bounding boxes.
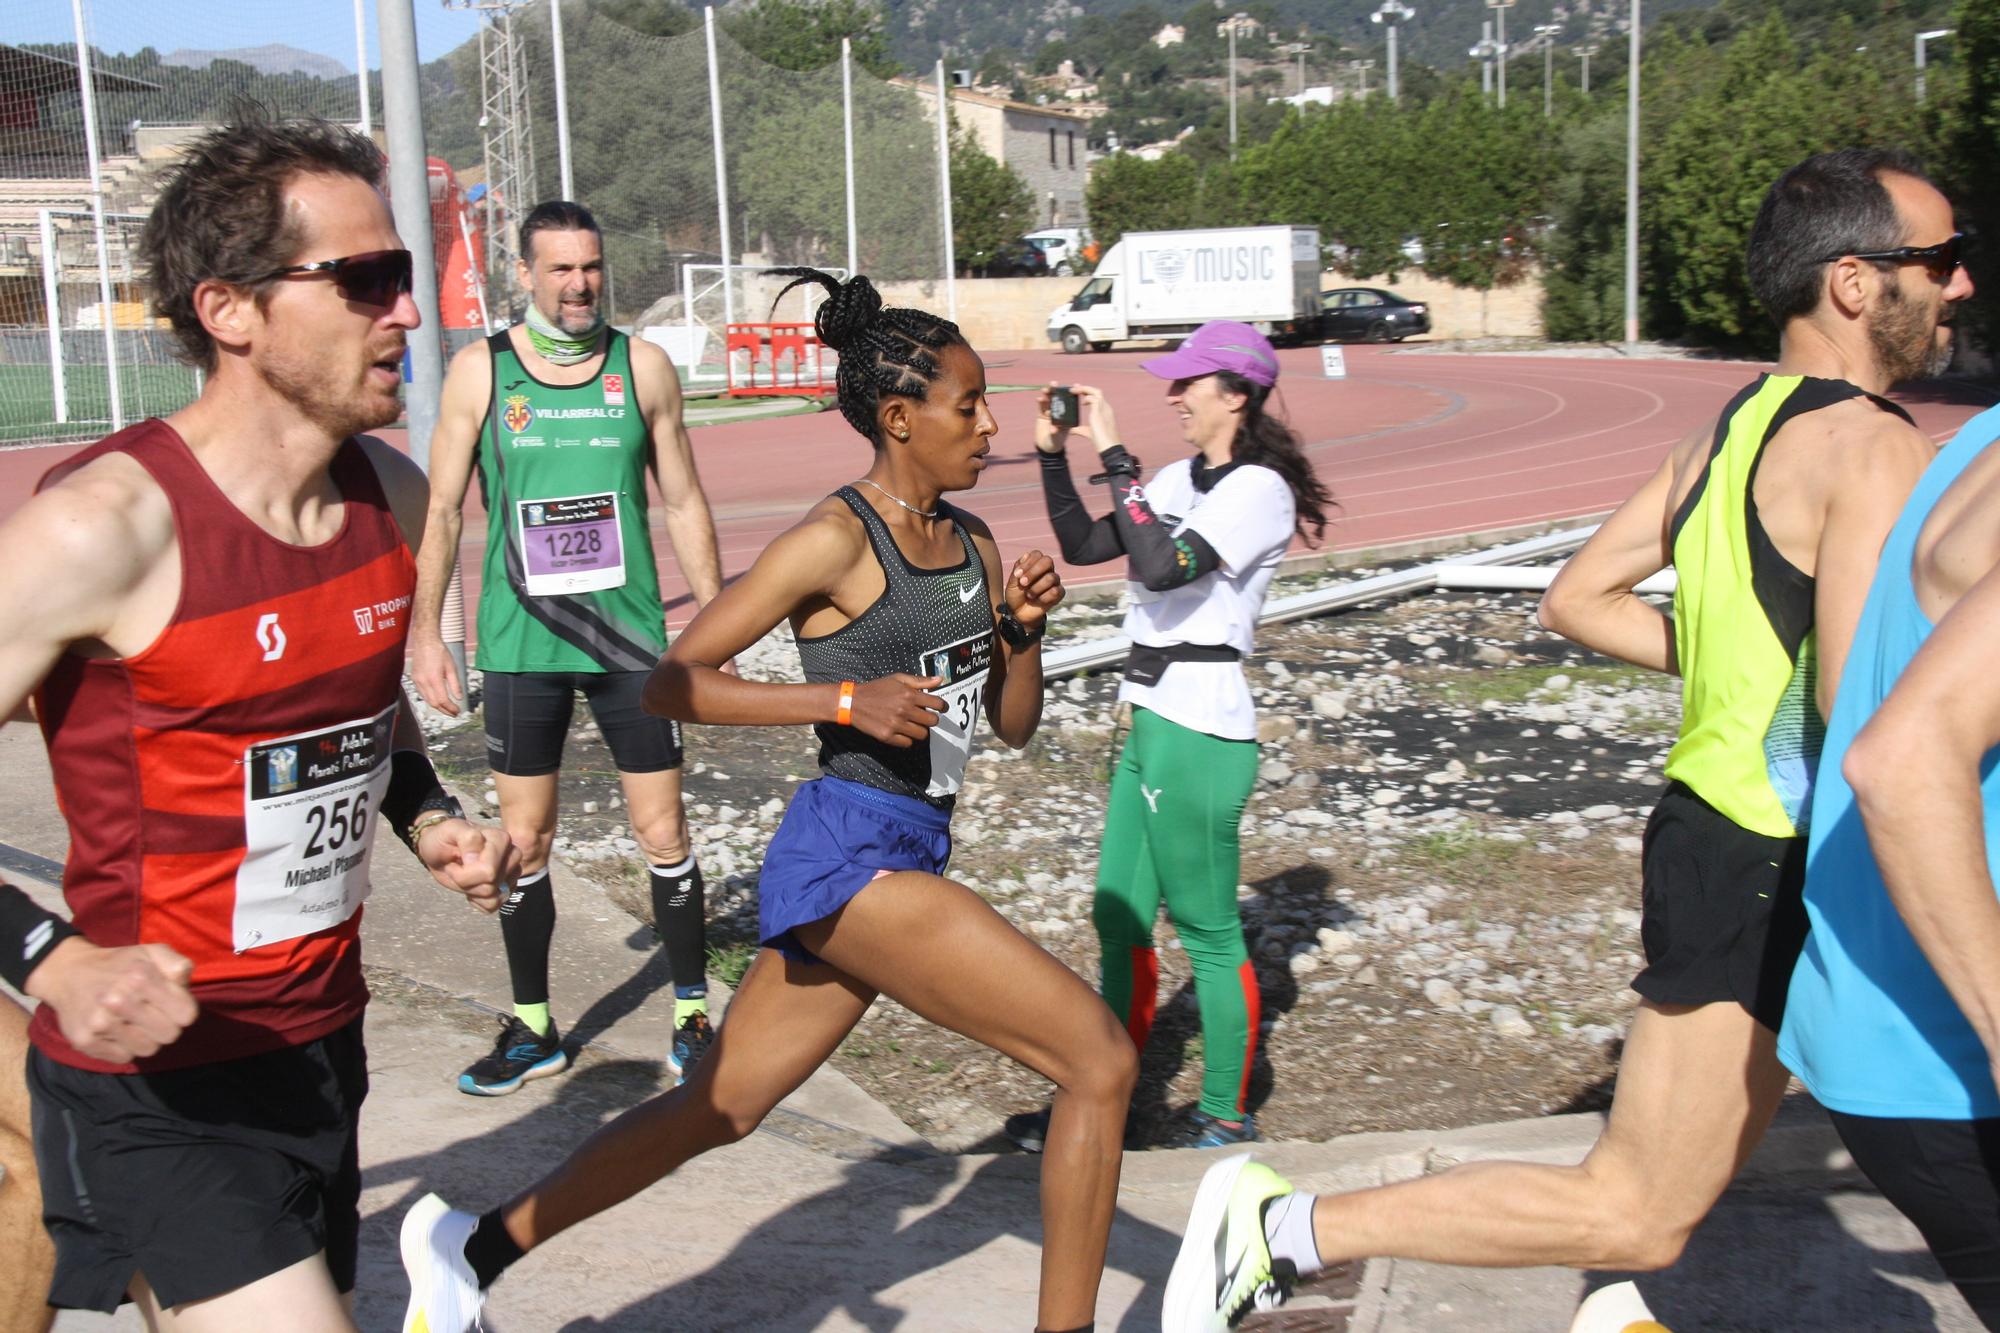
[1162,1153,1298,1332]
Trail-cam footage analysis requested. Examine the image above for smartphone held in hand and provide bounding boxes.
[1049,387,1079,426]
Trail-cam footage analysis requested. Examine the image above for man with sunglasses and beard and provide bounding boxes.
[409,203,726,1095]
[0,118,515,1329]
[1166,146,1974,1330]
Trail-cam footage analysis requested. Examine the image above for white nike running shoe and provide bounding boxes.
[1162,1153,1298,1332]
[401,1192,484,1333]
[1569,1279,1673,1333]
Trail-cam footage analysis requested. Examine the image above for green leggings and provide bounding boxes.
[1093,705,1261,1121]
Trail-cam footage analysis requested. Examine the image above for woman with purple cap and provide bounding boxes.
[1007,320,1332,1151]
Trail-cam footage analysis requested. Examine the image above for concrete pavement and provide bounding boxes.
[0,720,1978,1331]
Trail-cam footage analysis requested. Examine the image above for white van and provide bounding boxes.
[1045,225,1321,354]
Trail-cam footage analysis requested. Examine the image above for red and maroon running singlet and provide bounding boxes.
[29,421,415,1073]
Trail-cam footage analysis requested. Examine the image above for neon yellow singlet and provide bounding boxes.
[1663,374,1912,838]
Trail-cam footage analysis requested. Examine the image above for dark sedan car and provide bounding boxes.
[978,240,1050,278]
[1319,287,1431,343]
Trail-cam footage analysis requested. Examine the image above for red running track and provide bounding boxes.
[3,346,1991,635]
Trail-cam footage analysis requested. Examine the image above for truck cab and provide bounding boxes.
[1049,247,1124,355]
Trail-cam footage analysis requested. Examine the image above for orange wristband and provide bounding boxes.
[836,680,856,727]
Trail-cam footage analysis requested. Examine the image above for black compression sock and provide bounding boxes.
[1036,1325,1094,1333]
[465,1208,527,1288]
[650,857,707,994]
[498,868,555,1011]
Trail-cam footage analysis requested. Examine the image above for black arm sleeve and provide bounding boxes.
[1096,447,1224,592]
[1038,451,1126,566]
[0,880,77,992]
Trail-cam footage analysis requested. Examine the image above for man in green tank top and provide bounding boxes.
[1161,150,1976,1330]
[411,202,726,1095]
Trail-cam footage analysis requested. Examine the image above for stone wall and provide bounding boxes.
[877,268,1547,350]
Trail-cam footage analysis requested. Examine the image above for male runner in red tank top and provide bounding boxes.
[0,118,515,1330]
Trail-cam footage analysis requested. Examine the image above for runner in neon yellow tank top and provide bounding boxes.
[410,203,728,1096]
[1161,148,1973,1332]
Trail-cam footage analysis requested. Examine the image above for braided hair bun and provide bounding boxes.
[769,266,964,446]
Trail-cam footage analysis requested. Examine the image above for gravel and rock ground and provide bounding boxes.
[421,543,1679,1156]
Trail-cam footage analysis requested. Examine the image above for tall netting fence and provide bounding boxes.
[450,1,946,386]
[0,0,950,444]
[1,0,366,442]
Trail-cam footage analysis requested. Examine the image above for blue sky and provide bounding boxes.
[6,2,487,72]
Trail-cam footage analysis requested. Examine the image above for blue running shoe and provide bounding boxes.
[1188,1110,1259,1149]
[667,1011,714,1085]
[458,1016,569,1096]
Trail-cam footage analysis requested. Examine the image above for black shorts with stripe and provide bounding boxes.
[28,1018,366,1312]
[1632,780,1809,1033]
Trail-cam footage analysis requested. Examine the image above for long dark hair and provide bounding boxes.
[768,267,965,447]
[1217,370,1334,544]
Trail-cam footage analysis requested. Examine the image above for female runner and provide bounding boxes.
[400,271,1136,1333]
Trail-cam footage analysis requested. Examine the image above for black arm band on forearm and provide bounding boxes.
[1087,444,1143,485]
[382,749,462,848]
[0,880,78,993]
[1039,450,1125,565]
[1094,450,1224,592]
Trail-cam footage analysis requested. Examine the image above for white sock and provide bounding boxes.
[1262,1191,1323,1277]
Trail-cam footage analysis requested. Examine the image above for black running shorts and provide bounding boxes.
[27,1018,367,1312]
[483,668,684,777]
[1829,1110,2000,1329]
[1631,780,1808,1033]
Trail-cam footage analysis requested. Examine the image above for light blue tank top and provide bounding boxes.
[1779,404,2000,1119]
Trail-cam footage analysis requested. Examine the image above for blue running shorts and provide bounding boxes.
[759,774,952,963]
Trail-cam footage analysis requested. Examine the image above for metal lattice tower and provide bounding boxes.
[445,0,538,312]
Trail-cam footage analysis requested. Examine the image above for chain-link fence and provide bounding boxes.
[0,0,951,443]
[2,0,371,442]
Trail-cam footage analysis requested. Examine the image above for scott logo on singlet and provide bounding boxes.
[503,395,535,433]
[256,612,287,662]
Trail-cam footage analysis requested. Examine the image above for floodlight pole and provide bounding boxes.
[353,0,372,135]
[1579,44,1594,94]
[1372,0,1414,103]
[1471,23,1499,99]
[1228,15,1242,150]
[1487,0,1515,108]
[842,38,857,277]
[935,61,958,321]
[704,7,733,328]
[379,0,445,466]
[1536,24,1562,115]
[550,0,574,198]
[69,0,122,431]
[1624,0,1640,348]
[1916,29,1952,103]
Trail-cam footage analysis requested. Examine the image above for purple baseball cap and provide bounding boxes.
[1141,320,1280,387]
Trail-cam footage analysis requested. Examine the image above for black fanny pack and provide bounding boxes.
[1123,642,1243,687]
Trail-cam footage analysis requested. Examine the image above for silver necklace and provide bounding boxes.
[854,477,938,519]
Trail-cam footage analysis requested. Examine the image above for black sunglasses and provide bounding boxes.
[1822,232,1964,281]
[256,248,413,307]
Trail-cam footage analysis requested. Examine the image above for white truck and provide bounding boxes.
[1045,225,1322,354]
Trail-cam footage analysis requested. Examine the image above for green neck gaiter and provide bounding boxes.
[524,300,606,365]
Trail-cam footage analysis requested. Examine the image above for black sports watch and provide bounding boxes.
[996,607,1046,650]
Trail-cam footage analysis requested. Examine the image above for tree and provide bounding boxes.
[1541,111,1630,341]
[949,127,1036,270]
[1083,151,1243,246]
[721,0,898,77]
[1943,0,2000,352]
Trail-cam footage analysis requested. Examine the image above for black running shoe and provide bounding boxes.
[457,1016,569,1096]
[668,1011,715,1085]
[1005,1105,1053,1152]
